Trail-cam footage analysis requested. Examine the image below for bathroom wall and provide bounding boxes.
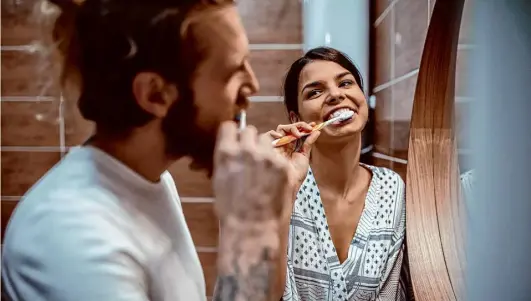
[371,0,474,179]
[0,0,300,298]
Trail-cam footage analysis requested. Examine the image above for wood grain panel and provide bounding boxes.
[182,202,218,248]
[1,151,61,196]
[198,252,217,297]
[1,101,60,147]
[1,200,18,242]
[250,50,302,96]
[1,50,60,97]
[237,0,301,44]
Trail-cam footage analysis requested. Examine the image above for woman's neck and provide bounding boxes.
[310,134,364,201]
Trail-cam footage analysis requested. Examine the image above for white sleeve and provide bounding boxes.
[2,206,149,301]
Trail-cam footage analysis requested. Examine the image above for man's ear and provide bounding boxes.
[132,72,178,118]
[289,111,300,124]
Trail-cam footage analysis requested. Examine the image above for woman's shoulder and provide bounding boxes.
[362,163,405,188]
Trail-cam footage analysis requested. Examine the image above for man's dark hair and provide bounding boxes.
[48,0,234,135]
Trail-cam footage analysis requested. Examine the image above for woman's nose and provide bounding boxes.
[327,86,345,103]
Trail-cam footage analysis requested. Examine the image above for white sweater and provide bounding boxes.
[2,146,206,301]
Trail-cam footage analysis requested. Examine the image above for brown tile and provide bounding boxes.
[1,151,61,196]
[1,101,60,147]
[248,101,289,134]
[374,87,392,154]
[374,0,394,21]
[1,199,18,242]
[1,50,61,97]
[394,0,429,77]
[63,101,95,146]
[374,12,392,87]
[372,156,407,182]
[169,158,213,197]
[392,74,417,120]
[182,203,218,248]
[250,50,302,96]
[237,0,301,44]
[389,120,410,158]
[198,252,217,297]
[456,49,472,96]
[1,4,44,46]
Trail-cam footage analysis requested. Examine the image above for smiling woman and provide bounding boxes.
[265,47,411,301]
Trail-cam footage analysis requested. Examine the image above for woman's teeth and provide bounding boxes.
[328,108,353,120]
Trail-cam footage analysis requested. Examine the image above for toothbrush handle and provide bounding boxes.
[271,121,327,148]
[271,132,312,147]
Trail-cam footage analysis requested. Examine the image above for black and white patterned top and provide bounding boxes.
[283,164,407,301]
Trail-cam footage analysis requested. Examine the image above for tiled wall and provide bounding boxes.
[371,0,474,179]
[1,0,300,298]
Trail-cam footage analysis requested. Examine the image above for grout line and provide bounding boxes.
[249,44,303,51]
[372,152,408,165]
[59,94,67,156]
[1,196,20,201]
[181,197,213,203]
[0,146,64,152]
[196,247,218,253]
[249,96,284,103]
[373,0,400,28]
[1,96,56,102]
[373,69,419,93]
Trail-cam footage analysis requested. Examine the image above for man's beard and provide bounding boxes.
[162,86,218,177]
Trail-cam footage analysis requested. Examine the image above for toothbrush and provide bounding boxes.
[271,110,354,147]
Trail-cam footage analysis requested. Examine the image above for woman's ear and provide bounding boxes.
[289,111,300,124]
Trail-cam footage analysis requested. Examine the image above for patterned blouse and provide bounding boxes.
[283,164,407,301]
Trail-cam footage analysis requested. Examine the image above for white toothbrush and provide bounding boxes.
[272,110,354,147]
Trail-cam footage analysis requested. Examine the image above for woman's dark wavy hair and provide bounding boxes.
[282,47,364,117]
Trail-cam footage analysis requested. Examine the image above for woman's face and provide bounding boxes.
[295,60,368,143]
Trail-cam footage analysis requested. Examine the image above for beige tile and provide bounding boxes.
[394,0,429,77]
[250,50,302,96]
[198,252,217,297]
[1,199,18,242]
[1,101,60,147]
[182,203,219,248]
[1,151,61,196]
[1,50,61,97]
[374,12,392,87]
[237,0,302,44]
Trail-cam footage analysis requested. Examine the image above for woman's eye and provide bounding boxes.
[339,80,353,87]
[307,90,321,98]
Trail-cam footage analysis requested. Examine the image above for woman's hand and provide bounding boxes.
[263,121,320,191]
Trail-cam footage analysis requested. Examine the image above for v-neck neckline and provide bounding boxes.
[308,163,378,269]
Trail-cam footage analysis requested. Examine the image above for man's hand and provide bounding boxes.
[212,121,292,301]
